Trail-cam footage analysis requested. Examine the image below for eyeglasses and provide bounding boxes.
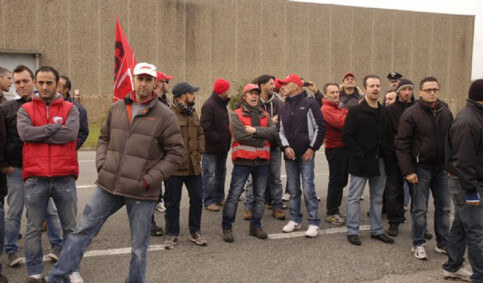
[422,88,440,94]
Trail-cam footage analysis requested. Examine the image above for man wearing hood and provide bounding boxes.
[222,84,277,242]
[385,79,415,237]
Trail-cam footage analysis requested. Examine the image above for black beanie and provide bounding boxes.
[469,79,483,101]
[396,78,414,94]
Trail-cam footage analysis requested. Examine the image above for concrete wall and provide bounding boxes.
[0,0,475,118]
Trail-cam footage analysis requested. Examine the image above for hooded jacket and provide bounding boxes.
[445,99,483,193]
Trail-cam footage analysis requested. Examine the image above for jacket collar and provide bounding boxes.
[286,91,305,103]
[418,98,442,112]
[33,93,64,105]
[322,99,339,108]
[360,98,382,112]
[124,91,159,110]
[212,92,230,105]
[467,99,483,113]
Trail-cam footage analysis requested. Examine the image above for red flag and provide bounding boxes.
[113,16,137,101]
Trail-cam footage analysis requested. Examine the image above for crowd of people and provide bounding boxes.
[0,63,481,283]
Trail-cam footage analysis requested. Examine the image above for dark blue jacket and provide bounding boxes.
[278,91,325,159]
[65,93,89,149]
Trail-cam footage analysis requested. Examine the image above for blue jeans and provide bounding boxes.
[245,148,284,210]
[222,165,268,229]
[4,168,63,253]
[48,187,155,283]
[24,176,77,276]
[443,177,483,281]
[411,168,450,247]
[202,153,227,206]
[285,157,320,226]
[346,158,386,236]
[164,175,203,236]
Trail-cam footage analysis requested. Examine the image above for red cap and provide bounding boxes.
[213,78,230,94]
[156,71,174,81]
[274,78,282,91]
[243,84,260,94]
[278,74,303,87]
[342,72,355,81]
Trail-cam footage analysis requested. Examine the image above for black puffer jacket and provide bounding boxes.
[396,99,453,176]
[446,99,483,193]
[200,92,231,155]
[65,93,89,149]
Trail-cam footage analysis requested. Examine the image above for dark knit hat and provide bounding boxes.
[213,78,230,95]
[396,78,414,94]
[469,79,483,101]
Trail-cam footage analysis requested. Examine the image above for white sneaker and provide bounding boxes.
[282,221,301,233]
[305,225,320,238]
[434,245,447,254]
[282,193,291,202]
[412,245,428,260]
[69,272,84,283]
[155,202,166,213]
[443,267,472,282]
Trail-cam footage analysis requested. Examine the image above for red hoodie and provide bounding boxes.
[321,99,348,148]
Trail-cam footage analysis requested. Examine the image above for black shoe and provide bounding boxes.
[371,233,395,244]
[249,228,267,239]
[347,235,361,246]
[223,229,234,242]
[424,232,433,240]
[388,224,399,237]
[151,223,164,236]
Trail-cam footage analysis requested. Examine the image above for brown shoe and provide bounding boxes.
[272,209,286,220]
[243,209,252,220]
[215,199,225,206]
[42,221,47,232]
[222,229,234,242]
[205,204,220,212]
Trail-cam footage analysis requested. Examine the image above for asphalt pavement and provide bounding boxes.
[2,151,457,282]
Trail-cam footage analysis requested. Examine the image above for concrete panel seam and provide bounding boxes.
[371,9,375,73]
[391,10,395,70]
[446,17,453,99]
[429,15,434,75]
[98,1,101,97]
[328,6,332,81]
[184,0,186,80]
[350,8,354,71]
[68,0,71,75]
[235,0,238,83]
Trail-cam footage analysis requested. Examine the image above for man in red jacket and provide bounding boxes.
[321,83,348,225]
[16,66,80,282]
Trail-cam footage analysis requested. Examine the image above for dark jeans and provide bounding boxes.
[164,175,203,236]
[385,156,405,225]
[443,177,483,282]
[222,165,268,230]
[411,168,451,247]
[325,147,349,215]
[202,153,227,206]
[0,199,5,274]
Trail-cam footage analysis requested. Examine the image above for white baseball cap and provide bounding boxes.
[133,63,157,77]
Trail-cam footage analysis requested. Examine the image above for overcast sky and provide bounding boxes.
[293,0,482,80]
